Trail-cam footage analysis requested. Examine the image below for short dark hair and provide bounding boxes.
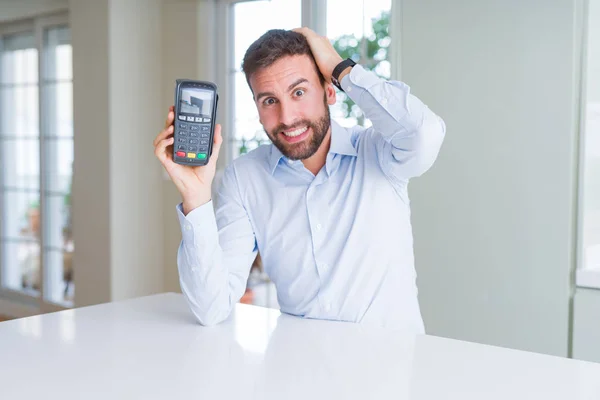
[241,29,326,92]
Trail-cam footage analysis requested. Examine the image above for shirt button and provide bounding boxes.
[316,223,322,231]
[288,159,294,165]
[185,224,192,231]
[322,263,328,268]
[323,303,331,312]
[191,267,197,273]
[381,97,388,105]
[346,86,352,92]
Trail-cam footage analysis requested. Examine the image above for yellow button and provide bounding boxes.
[187,152,195,158]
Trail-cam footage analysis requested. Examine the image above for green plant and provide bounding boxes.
[331,10,390,126]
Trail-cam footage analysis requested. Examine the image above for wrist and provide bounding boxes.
[330,58,356,90]
[336,66,353,85]
[182,192,211,215]
[327,55,344,80]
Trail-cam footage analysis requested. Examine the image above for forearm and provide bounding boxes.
[341,65,446,178]
[341,65,438,140]
[176,201,255,326]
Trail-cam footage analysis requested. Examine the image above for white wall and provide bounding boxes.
[108,0,164,300]
[70,0,164,305]
[399,0,583,357]
[70,0,112,305]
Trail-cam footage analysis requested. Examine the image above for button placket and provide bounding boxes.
[306,185,325,283]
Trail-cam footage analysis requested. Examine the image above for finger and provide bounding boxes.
[292,26,311,35]
[294,26,318,39]
[154,136,175,163]
[160,149,178,180]
[153,125,173,147]
[208,124,223,166]
[164,109,174,130]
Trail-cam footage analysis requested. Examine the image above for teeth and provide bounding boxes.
[282,126,308,137]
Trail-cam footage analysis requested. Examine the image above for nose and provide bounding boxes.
[278,98,299,128]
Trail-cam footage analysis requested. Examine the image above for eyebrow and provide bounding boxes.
[255,78,309,102]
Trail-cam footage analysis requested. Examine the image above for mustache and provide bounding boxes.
[272,120,312,135]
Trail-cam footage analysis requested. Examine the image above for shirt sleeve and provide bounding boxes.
[340,64,446,184]
[176,164,257,326]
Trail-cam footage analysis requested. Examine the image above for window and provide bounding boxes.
[231,0,302,159]
[327,0,391,127]
[577,0,600,288]
[0,16,74,308]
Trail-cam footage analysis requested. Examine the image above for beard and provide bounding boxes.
[265,97,331,161]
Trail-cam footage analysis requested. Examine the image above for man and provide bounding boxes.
[153,28,446,332]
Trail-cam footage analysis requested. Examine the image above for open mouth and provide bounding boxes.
[279,126,309,143]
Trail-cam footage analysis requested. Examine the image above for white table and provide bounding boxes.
[1,293,599,399]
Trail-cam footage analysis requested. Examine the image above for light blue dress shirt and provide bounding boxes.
[176,65,446,332]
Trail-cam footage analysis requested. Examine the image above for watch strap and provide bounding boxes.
[331,58,356,91]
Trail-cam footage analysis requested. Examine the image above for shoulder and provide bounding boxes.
[227,144,273,177]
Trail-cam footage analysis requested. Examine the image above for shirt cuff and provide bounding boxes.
[176,201,218,246]
[341,64,381,91]
[340,64,416,138]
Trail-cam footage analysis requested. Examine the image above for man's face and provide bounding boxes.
[249,55,336,160]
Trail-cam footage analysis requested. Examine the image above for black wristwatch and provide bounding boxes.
[331,58,356,91]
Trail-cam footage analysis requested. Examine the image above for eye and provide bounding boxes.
[263,97,276,106]
[294,89,305,97]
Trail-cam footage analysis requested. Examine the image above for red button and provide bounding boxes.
[176,151,185,157]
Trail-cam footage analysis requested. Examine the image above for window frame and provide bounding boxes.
[576,0,600,289]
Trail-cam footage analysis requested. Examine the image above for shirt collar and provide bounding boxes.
[268,119,358,175]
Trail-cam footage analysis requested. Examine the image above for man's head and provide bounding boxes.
[242,29,336,160]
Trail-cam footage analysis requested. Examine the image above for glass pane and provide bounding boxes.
[17,84,40,136]
[1,240,40,295]
[1,188,40,295]
[1,33,37,85]
[234,72,269,156]
[233,0,302,70]
[44,138,73,193]
[43,26,71,81]
[43,194,69,249]
[0,84,39,138]
[42,26,73,305]
[327,0,391,127]
[44,249,73,305]
[1,31,40,297]
[42,82,73,137]
[232,0,301,159]
[1,190,40,240]
[1,139,40,190]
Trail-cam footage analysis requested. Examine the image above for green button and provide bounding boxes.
[197,153,207,160]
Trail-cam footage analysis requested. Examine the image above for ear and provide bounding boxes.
[325,82,337,105]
